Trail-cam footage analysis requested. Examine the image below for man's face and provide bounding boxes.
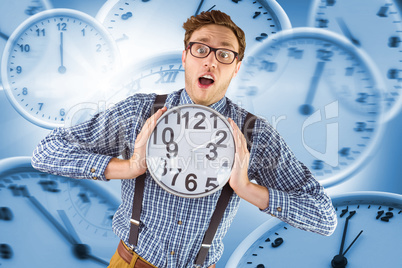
[182,24,242,106]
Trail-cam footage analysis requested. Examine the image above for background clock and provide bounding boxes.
[229,27,385,187]
[226,191,402,267]
[0,157,120,267]
[308,0,402,122]
[147,104,235,198]
[0,0,52,89]
[1,8,120,129]
[96,0,291,68]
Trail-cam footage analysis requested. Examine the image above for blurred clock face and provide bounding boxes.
[230,28,385,187]
[309,0,402,121]
[96,0,291,67]
[227,191,402,268]
[0,157,120,267]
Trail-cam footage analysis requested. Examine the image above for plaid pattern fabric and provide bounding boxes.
[32,89,337,268]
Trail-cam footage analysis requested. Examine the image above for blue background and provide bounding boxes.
[1,0,401,267]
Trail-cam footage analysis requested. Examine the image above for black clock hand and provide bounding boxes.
[58,210,109,266]
[342,230,363,256]
[27,195,76,244]
[299,61,326,115]
[331,210,356,268]
[57,210,82,244]
[194,0,205,16]
[58,32,66,74]
[336,17,360,47]
[0,31,9,41]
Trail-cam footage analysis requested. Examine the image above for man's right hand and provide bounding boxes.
[104,107,167,180]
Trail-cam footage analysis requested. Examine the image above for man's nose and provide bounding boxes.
[203,51,218,68]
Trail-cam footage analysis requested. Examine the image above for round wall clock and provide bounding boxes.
[146,104,235,198]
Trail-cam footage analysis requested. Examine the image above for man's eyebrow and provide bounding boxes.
[194,38,236,50]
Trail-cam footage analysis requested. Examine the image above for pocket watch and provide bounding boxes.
[308,0,402,121]
[226,191,402,267]
[0,157,120,267]
[146,104,235,198]
[230,27,385,187]
[96,0,291,67]
[1,8,120,129]
[0,0,51,88]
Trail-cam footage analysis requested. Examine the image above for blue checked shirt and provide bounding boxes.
[32,89,337,268]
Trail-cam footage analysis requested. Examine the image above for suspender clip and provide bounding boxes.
[130,219,140,226]
[201,243,211,248]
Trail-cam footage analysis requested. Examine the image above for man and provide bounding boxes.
[32,10,337,268]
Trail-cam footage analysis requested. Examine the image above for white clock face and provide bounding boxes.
[146,104,235,198]
[1,9,120,129]
[96,0,291,67]
[226,191,402,268]
[230,28,385,187]
[309,0,402,122]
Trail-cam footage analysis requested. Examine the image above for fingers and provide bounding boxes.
[228,118,247,153]
[136,107,167,147]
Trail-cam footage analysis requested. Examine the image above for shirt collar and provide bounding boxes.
[180,89,227,115]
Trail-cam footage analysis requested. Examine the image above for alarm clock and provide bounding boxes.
[226,191,402,267]
[146,104,235,198]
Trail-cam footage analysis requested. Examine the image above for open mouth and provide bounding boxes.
[199,74,215,86]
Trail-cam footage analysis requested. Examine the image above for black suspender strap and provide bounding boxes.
[128,94,168,246]
[194,111,257,267]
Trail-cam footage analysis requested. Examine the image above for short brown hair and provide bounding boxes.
[182,10,246,61]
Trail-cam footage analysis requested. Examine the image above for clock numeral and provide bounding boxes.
[194,112,206,129]
[205,177,218,191]
[121,12,133,20]
[185,173,198,192]
[253,12,261,19]
[377,6,388,18]
[325,0,336,6]
[387,69,399,80]
[81,28,85,36]
[156,71,179,84]
[8,185,30,197]
[256,33,268,42]
[162,127,178,158]
[36,28,45,37]
[96,44,102,52]
[0,244,13,259]
[18,44,30,53]
[171,168,182,186]
[210,113,218,128]
[22,87,28,95]
[25,6,42,16]
[376,210,394,222]
[288,47,303,59]
[38,103,44,111]
[338,147,350,157]
[356,92,368,103]
[206,130,228,161]
[260,60,277,72]
[316,18,329,28]
[57,22,67,31]
[388,36,400,48]
[271,237,284,248]
[60,109,66,117]
[354,122,369,132]
[182,111,189,129]
[38,180,60,193]
[345,67,354,76]
[0,207,13,221]
[316,49,333,61]
[16,66,22,74]
[312,160,324,170]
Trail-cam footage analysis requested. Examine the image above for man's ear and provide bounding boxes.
[182,49,187,68]
[232,60,242,78]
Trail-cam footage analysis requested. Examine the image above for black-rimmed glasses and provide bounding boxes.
[186,42,239,64]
